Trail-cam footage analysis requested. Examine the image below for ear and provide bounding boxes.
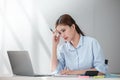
[71,24,75,30]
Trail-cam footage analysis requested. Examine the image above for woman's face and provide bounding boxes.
[56,24,75,42]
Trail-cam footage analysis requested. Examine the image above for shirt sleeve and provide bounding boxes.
[52,45,65,74]
[92,39,108,74]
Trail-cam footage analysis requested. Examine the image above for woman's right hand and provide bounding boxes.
[52,30,60,47]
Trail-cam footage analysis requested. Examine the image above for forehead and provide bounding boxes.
[56,25,69,31]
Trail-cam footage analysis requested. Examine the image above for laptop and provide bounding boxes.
[7,51,52,77]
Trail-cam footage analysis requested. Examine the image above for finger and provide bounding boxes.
[60,70,67,75]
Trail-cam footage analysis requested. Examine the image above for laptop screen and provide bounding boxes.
[7,51,35,76]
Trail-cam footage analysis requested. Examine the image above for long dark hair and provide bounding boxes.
[55,14,85,36]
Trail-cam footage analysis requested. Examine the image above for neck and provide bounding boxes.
[70,32,80,48]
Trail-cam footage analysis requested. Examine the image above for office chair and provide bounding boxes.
[105,59,108,65]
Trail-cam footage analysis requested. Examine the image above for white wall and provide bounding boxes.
[0,0,120,75]
[94,0,120,73]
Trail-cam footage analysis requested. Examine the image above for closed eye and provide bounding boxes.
[58,32,61,35]
[61,29,65,32]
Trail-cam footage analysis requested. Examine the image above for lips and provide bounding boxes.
[64,37,68,40]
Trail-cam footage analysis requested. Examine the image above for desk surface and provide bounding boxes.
[0,76,120,80]
[0,74,120,80]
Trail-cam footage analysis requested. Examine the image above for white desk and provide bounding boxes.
[0,76,120,80]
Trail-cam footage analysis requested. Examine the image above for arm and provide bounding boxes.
[51,44,58,72]
[51,31,60,72]
[60,68,104,75]
[92,39,107,74]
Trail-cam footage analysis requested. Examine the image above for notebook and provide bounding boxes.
[7,51,52,77]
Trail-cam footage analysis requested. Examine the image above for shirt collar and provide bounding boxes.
[67,35,84,51]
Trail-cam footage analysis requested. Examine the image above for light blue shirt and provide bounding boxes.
[53,35,107,74]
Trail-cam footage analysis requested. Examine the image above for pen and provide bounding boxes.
[49,28,54,32]
[50,28,60,37]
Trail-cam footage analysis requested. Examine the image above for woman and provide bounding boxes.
[51,14,107,75]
